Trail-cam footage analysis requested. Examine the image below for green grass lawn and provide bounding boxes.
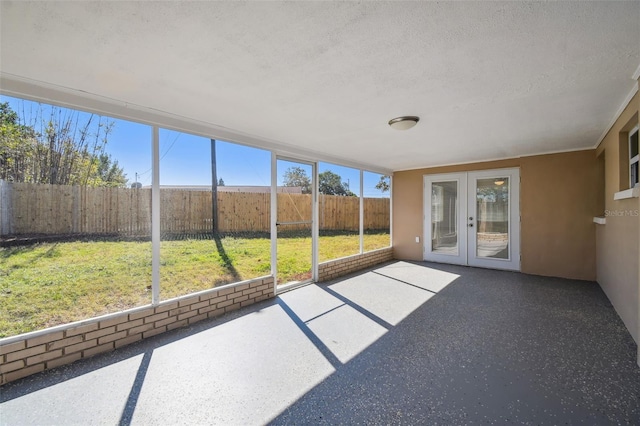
[0,233,389,337]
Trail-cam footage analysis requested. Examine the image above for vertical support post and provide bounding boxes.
[389,174,393,248]
[270,153,278,291]
[210,139,218,234]
[312,162,319,282]
[151,127,160,305]
[359,170,364,254]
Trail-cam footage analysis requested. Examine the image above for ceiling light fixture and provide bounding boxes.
[388,116,419,130]
[494,178,506,186]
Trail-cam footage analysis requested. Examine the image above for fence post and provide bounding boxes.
[72,185,80,233]
[0,180,14,236]
[0,183,391,236]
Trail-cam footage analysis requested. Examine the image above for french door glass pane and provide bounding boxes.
[431,181,458,254]
[476,177,509,259]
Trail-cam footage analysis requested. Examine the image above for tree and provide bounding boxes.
[319,170,355,196]
[0,102,38,183]
[218,178,225,186]
[282,166,311,194]
[0,101,127,187]
[375,175,390,193]
[95,153,127,187]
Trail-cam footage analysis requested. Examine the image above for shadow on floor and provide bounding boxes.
[0,296,280,403]
[1,261,639,425]
[273,262,640,424]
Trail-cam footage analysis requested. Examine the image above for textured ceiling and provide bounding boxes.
[1,1,639,172]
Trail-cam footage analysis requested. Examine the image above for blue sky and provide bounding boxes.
[2,95,388,197]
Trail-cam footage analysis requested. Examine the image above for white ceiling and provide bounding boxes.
[1,1,639,172]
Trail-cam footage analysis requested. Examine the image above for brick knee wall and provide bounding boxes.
[318,247,394,282]
[0,248,393,385]
[0,276,275,385]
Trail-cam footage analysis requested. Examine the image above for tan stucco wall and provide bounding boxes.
[519,151,598,280]
[392,150,598,281]
[595,91,639,344]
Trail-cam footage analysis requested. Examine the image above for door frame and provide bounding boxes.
[423,167,520,271]
[271,153,318,294]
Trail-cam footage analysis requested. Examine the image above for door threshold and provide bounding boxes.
[275,279,314,295]
[422,259,520,273]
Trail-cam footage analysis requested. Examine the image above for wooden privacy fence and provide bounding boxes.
[0,181,390,236]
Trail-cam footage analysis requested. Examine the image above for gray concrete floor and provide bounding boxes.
[1,261,639,425]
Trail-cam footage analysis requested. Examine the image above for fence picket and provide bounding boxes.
[0,181,389,236]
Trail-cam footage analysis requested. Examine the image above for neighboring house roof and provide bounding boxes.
[142,185,302,194]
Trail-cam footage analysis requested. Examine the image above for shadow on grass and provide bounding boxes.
[1,230,390,248]
[212,234,241,283]
[0,245,38,258]
[0,244,59,267]
[318,229,390,237]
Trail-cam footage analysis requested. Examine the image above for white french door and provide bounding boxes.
[423,168,520,271]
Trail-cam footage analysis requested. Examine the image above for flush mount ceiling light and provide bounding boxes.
[494,178,506,186]
[388,116,419,130]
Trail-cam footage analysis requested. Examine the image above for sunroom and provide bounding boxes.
[0,1,639,423]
